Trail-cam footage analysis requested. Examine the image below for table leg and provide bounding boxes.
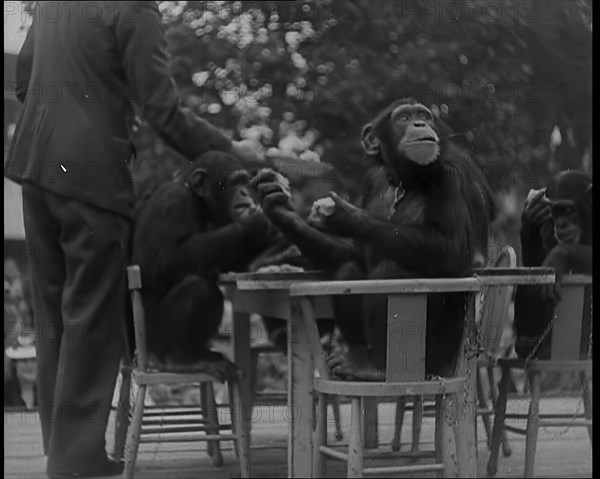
[288,301,314,478]
[232,312,253,441]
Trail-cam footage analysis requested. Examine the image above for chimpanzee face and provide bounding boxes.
[361,100,441,173]
[550,199,582,245]
[390,103,440,166]
[220,171,261,223]
[183,152,260,225]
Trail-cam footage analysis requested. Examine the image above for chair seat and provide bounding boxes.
[133,369,225,386]
[314,377,465,397]
[497,357,592,372]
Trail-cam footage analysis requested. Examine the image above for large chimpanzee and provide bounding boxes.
[131,151,282,380]
[514,170,592,359]
[255,99,496,380]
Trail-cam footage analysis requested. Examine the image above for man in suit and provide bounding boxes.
[4,2,264,477]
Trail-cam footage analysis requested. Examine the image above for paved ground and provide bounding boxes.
[4,395,592,478]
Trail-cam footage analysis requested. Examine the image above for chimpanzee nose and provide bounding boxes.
[413,121,426,128]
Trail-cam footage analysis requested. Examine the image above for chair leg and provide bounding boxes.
[202,382,223,468]
[435,395,453,478]
[476,368,493,449]
[392,397,406,452]
[452,391,476,478]
[200,383,213,458]
[330,396,344,441]
[313,392,327,477]
[487,366,510,477]
[411,395,423,452]
[580,371,593,444]
[230,380,250,478]
[113,366,132,462]
[348,397,364,478]
[250,349,259,402]
[524,371,542,478]
[363,397,378,450]
[488,366,512,457]
[124,384,146,479]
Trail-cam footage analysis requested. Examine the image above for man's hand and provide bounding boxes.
[523,188,551,228]
[230,139,268,170]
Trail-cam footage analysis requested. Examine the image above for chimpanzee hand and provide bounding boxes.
[251,169,297,227]
[522,188,551,228]
[320,192,370,237]
[541,245,572,305]
[237,207,272,243]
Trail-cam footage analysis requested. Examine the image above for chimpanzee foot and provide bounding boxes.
[327,349,384,382]
[164,351,240,382]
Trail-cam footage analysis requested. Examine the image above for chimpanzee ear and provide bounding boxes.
[361,124,380,155]
[188,167,209,197]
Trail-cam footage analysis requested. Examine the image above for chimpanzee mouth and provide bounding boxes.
[410,136,438,143]
[554,227,580,245]
[233,203,254,212]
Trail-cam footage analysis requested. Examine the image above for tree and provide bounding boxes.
[18,0,592,198]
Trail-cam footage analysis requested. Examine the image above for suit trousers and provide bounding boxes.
[22,184,131,475]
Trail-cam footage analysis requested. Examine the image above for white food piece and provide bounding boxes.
[313,197,335,217]
[526,187,547,203]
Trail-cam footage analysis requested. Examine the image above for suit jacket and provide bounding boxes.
[5,1,233,218]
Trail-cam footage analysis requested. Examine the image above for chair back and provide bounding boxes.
[549,275,592,361]
[476,246,517,357]
[126,265,148,371]
[292,278,482,383]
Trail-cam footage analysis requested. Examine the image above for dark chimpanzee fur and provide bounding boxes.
[131,151,280,380]
[255,99,496,380]
[514,170,592,359]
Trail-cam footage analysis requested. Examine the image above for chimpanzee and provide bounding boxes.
[514,170,592,359]
[255,99,496,380]
[131,151,281,380]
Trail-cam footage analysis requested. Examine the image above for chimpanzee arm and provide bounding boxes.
[134,184,262,278]
[359,219,470,277]
[268,212,363,270]
[520,218,555,267]
[544,244,593,275]
[327,168,472,277]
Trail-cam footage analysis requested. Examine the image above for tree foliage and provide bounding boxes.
[20,1,592,198]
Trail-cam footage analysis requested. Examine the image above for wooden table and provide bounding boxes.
[219,271,333,478]
[219,269,558,478]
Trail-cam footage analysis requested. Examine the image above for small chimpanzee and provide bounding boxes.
[514,170,592,359]
[131,151,280,380]
[255,99,496,380]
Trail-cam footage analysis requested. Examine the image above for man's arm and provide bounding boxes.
[15,22,34,103]
[115,2,259,165]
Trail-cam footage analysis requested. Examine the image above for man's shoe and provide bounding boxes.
[48,458,124,478]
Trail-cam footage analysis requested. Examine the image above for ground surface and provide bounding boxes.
[4,396,592,478]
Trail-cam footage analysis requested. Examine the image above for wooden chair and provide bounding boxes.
[391,246,518,455]
[473,245,517,456]
[120,265,250,479]
[487,274,592,478]
[291,278,483,478]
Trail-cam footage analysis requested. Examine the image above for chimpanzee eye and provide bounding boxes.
[399,114,409,121]
[420,111,432,120]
